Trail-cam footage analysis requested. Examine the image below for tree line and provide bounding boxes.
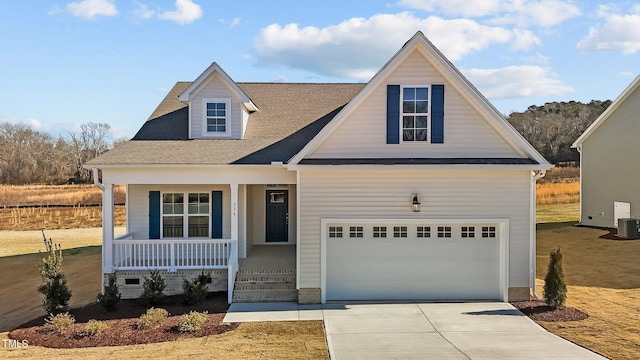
[506,100,612,164]
[0,122,125,185]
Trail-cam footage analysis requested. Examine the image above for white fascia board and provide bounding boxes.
[572,74,640,148]
[286,164,552,171]
[84,164,285,170]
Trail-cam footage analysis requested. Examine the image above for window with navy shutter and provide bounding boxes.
[387,84,444,144]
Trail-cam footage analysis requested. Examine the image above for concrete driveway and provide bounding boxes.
[322,302,605,360]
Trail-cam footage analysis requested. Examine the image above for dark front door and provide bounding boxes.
[266,190,288,243]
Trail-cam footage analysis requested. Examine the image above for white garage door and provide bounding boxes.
[325,222,502,301]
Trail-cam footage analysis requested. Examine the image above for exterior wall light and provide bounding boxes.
[412,193,421,212]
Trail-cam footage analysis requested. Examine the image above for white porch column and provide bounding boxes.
[230,183,239,267]
[239,184,247,258]
[102,183,114,274]
[230,183,239,241]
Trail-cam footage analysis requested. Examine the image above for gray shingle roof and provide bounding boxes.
[88,82,365,165]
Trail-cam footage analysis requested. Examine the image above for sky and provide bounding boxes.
[1,0,639,140]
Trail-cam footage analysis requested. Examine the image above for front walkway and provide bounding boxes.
[223,302,606,360]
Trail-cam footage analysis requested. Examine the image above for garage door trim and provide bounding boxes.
[320,218,509,303]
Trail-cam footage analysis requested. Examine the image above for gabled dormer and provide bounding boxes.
[179,63,258,140]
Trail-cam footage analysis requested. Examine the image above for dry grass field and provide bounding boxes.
[537,181,580,205]
[0,184,126,207]
[0,206,126,231]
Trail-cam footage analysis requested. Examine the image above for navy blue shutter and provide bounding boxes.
[431,84,445,143]
[148,191,160,239]
[211,191,223,238]
[386,85,400,144]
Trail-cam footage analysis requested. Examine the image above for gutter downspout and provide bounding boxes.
[92,168,105,292]
[576,145,583,225]
[530,169,547,299]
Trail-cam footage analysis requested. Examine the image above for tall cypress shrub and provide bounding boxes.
[38,233,72,315]
[543,247,567,309]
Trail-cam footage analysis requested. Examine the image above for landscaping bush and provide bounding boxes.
[178,311,208,333]
[79,319,108,337]
[37,232,72,315]
[544,247,567,309]
[140,270,166,306]
[136,307,169,330]
[97,272,121,311]
[42,312,75,334]
[182,271,211,305]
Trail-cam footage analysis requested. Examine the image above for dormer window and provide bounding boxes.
[401,86,429,142]
[202,98,231,137]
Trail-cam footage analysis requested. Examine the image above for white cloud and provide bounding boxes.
[463,66,574,99]
[253,13,526,80]
[230,17,241,28]
[158,0,202,25]
[133,3,155,20]
[65,0,118,19]
[156,87,169,93]
[619,71,634,77]
[398,0,581,28]
[576,5,640,54]
[510,29,541,51]
[0,116,43,129]
[519,53,549,65]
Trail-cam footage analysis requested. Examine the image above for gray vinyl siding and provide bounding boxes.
[309,50,520,159]
[190,73,244,139]
[298,169,532,289]
[580,86,640,227]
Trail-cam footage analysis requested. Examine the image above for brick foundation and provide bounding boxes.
[105,270,228,299]
[297,288,321,304]
[508,287,531,301]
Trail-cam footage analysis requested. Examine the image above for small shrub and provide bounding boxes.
[178,311,208,333]
[38,233,72,315]
[140,270,166,306]
[182,271,211,305]
[42,312,75,334]
[97,272,121,311]
[136,307,169,329]
[544,247,568,309]
[79,319,108,337]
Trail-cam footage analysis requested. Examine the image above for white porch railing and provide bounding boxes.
[113,238,236,271]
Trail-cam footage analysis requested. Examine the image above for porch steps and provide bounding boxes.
[232,269,297,303]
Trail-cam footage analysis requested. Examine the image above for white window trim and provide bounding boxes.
[161,191,211,239]
[202,98,232,137]
[400,85,431,144]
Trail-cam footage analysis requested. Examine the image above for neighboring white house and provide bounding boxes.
[572,75,640,228]
[88,31,552,304]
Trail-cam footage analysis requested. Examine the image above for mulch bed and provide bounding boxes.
[511,300,589,322]
[9,292,239,348]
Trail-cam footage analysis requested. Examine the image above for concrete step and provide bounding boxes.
[234,282,296,291]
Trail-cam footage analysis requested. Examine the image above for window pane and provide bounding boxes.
[207,103,216,110]
[415,100,428,113]
[188,216,209,237]
[174,194,183,203]
[163,216,183,238]
[199,204,208,213]
[403,100,415,113]
[416,116,428,128]
[416,129,427,141]
[219,125,226,132]
[416,87,428,100]
[403,129,414,141]
[207,110,216,116]
[173,203,183,214]
[188,204,198,214]
[189,193,198,203]
[163,193,173,203]
[218,103,225,110]
[163,204,173,214]
[200,193,209,203]
[403,116,414,128]
[216,110,225,116]
[403,87,415,100]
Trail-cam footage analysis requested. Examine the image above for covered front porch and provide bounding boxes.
[96,166,298,303]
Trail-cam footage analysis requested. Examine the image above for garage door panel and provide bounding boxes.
[325,222,502,301]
